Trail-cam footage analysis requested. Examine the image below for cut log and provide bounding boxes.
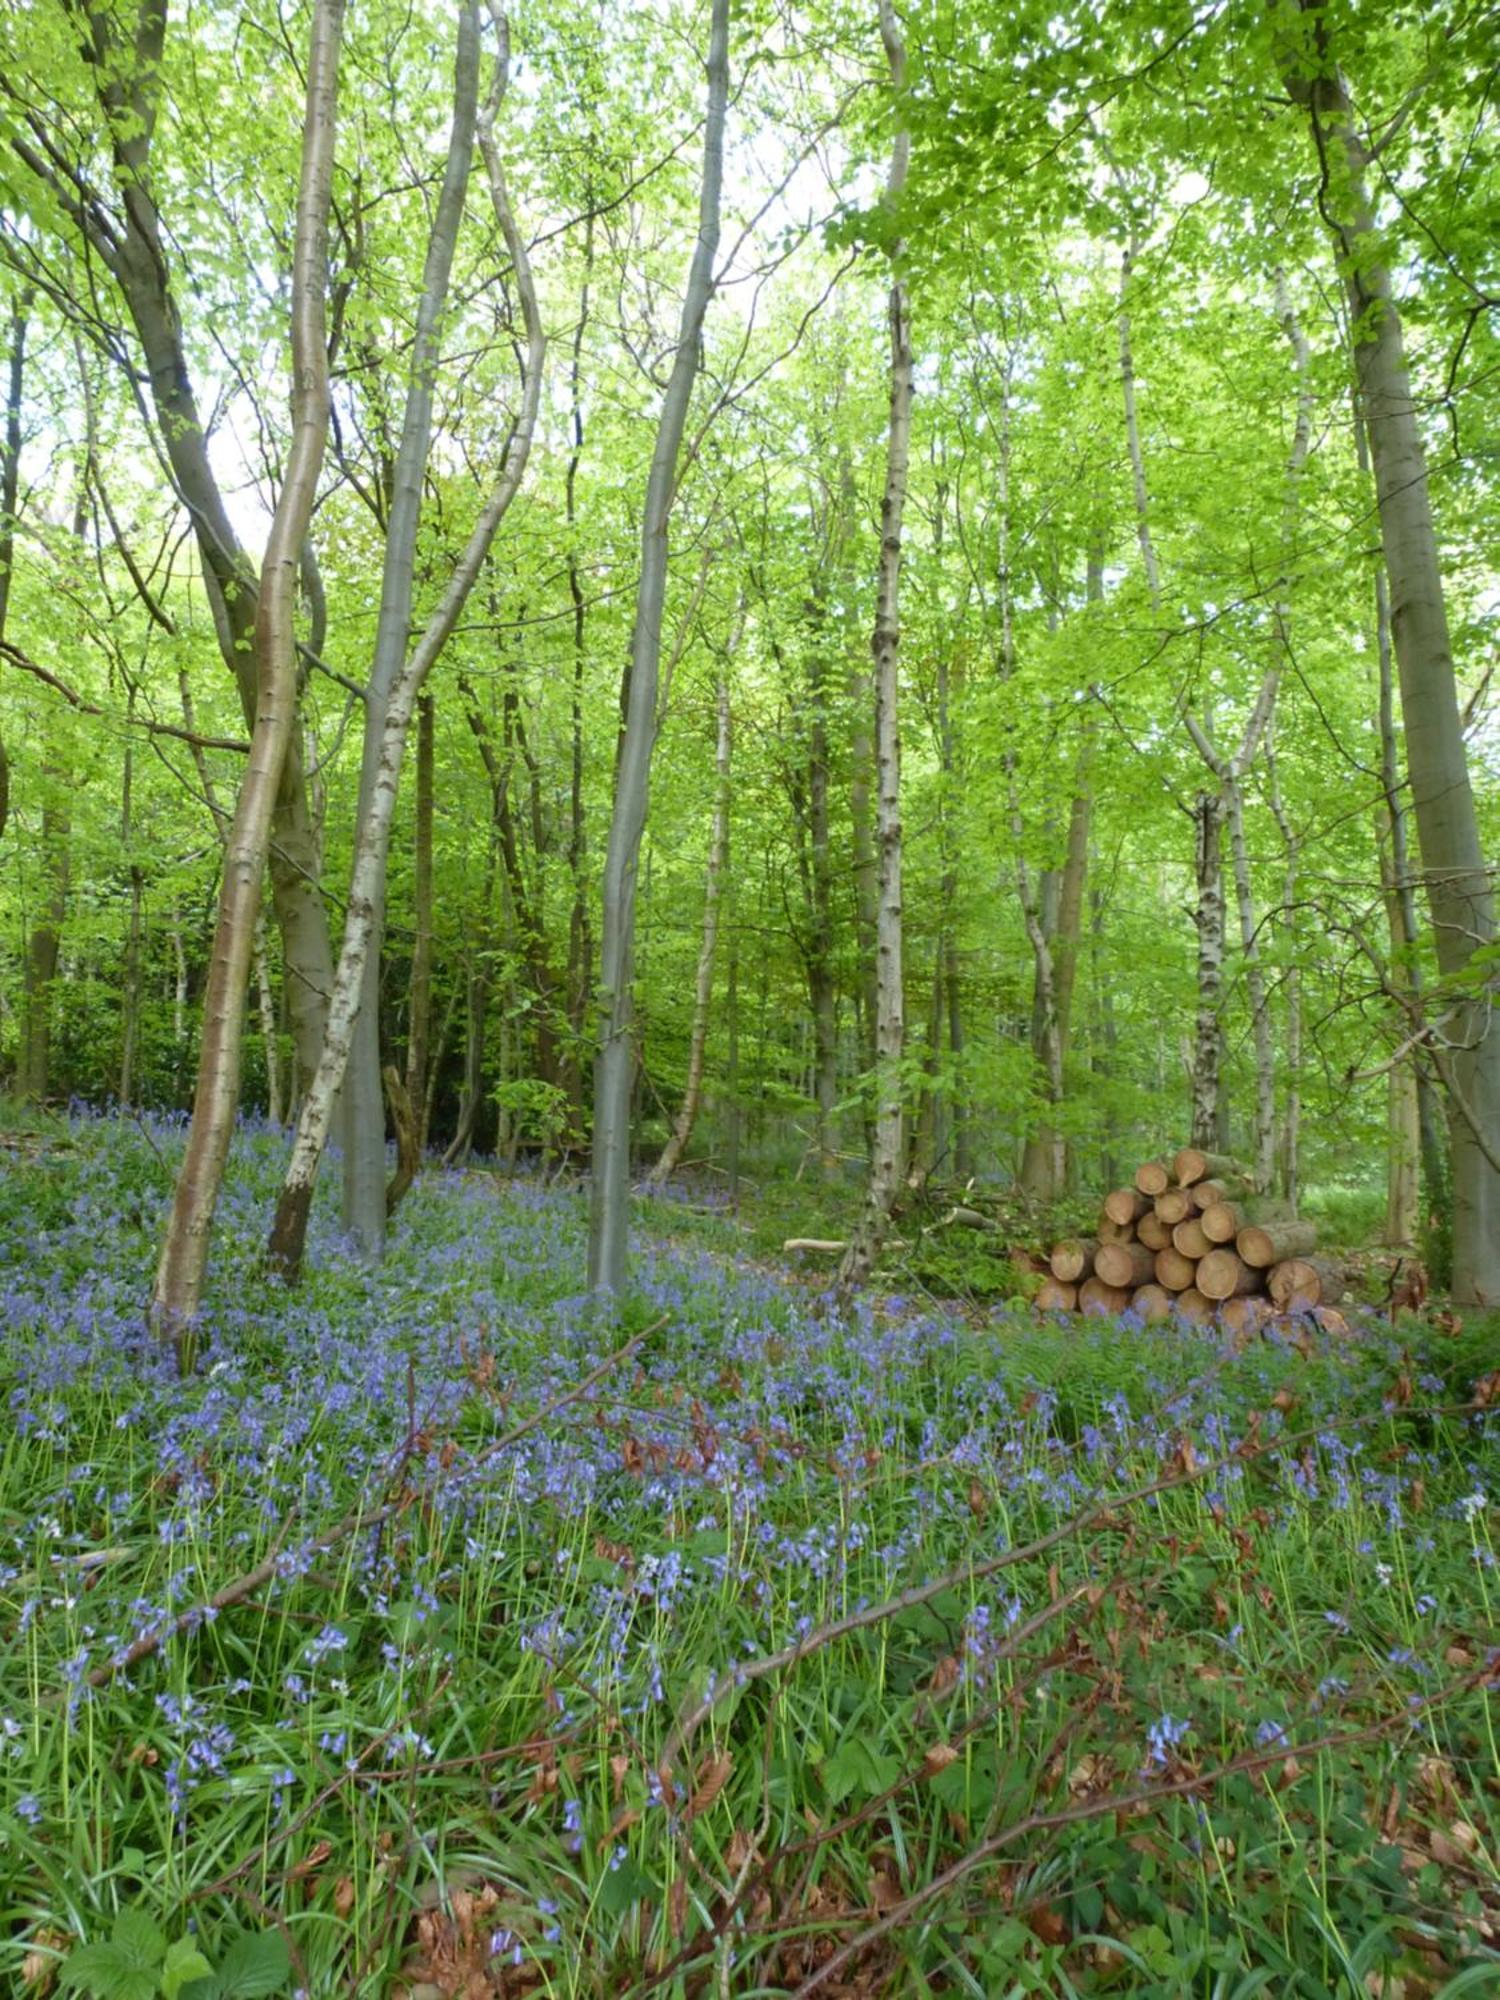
[1190,1178,1228,1211]
[1154,1246,1197,1292]
[1049,1238,1096,1283]
[783,1238,847,1253]
[1172,1217,1211,1261]
[1200,1200,1245,1244]
[1237,1219,1318,1268]
[1314,1305,1351,1338]
[1131,1282,1174,1323]
[1268,1254,1346,1311]
[1138,1211,1170,1251]
[1174,1286,1214,1324]
[1173,1148,1246,1187]
[1035,1278,1078,1313]
[1103,1187,1150,1226]
[1134,1160,1171,1195]
[1154,1188,1193,1226]
[1079,1277,1131,1317]
[1098,1214,1136,1243]
[1095,1238,1156,1290]
[1197,1248,1265,1300]
[1219,1294,1273,1338]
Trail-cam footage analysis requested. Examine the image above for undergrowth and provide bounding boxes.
[1,1111,1497,1996]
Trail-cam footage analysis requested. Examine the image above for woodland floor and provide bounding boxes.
[2,1111,1499,1998]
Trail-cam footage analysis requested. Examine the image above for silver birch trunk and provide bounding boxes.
[269,33,543,1278]
[337,0,481,1261]
[586,0,731,1296]
[1288,1,1500,1301]
[837,0,911,1293]
[151,0,343,1343]
[650,674,731,1184]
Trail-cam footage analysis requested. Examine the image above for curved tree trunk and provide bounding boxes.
[152,0,344,1344]
[338,0,481,1262]
[268,35,543,1279]
[587,0,731,1296]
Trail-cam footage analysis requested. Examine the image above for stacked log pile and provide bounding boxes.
[1037,1147,1347,1332]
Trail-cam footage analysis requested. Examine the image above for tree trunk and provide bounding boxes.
[269,32,542,1278]
[152,0,343,1344]
[650,675,731,1183]
[0,296,26,844]
[587,0,730,1296]
[807,595,840,1179]
[339,1,481,1261]
[1288,0,1500,1304]
[836,0,911,1294]
[403,690,435,1153]
[563,211,595,1140]
[19,765,67,1104]
[76,0,336,1093]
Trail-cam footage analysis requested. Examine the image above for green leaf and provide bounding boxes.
[161,1939,214,2000]
[58,1944,159,2000]
[598,1857,654,1917]
[212,1931,293,1998]
[112,1912,166,1969]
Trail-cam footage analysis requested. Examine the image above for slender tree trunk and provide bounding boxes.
[403,690,435,1153]
[117,737,144,1107]
[254,915,282,1123]
[587,0,730,1295]
[837,0,910,1293]
[1288,1,1500,1302]
[338,2,481,1259]
[152,0,343,1343]
[1225,780,1275,1188]
[1265,729,1302,1205]
[269,36,542,1278]
[1018,720,1092,1197]
[650,675,731,1183]
[563,212,595,1140]
[0,296,26,843]
[19,768,67,1104]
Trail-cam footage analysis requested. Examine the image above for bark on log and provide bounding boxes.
[1049,1238,1096,1282]
[1079,1277,1131,1316]
[1095,1238,1156,1289]
[1104,1186,1150,1226]
[1268,1254,1346,1310]
[1154,1246,1197,1292]
[1237,1219,1318,1268]
[1035,1278,1078,1313]
[1138,1211,1170,1251]
[1172,1217,1211,1261]
[1175,1286,1214,1324]
[1200,1200,1245,1244]
[1131,1282,1174,1322]
[1098,1215,1137,1243]
[1197,1248,1265,1299]
[1134,1160,1171,1195]
[1173,1148,1244,1186]
[1155,1188,1193,1226]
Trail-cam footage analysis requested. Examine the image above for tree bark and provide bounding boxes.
[563,210,595,1139]
[587,0,731,1296]
[650,675,731,1183]
[152,0,344,1343]
[338,0,481,1261]
[269,22,543,1278]
[836,0,911,1294]
[0,296,26,844]
[1287,0,1500,1303]
[1187,789,1225,1149]
[403,690,435,1155]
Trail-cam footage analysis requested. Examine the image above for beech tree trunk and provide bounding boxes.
[338,2,480,1260]
[650,676,731,1184]
[152,0,344,1341]
[1288,0,1500,1304]
[269,30,543,1278]
[68,0,335,1094]
[837,0,911,1293]
[587,0,730,1296]
[403,690,435,1154]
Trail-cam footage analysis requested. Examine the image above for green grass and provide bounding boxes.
[1,1113,1497,1996]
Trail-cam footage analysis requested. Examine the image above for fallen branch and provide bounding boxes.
[71,1327,654,1697]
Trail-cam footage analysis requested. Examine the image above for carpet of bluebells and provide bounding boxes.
[2,1111,1499,1997]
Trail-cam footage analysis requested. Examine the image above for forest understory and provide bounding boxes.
[1,1107,1498,1998]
